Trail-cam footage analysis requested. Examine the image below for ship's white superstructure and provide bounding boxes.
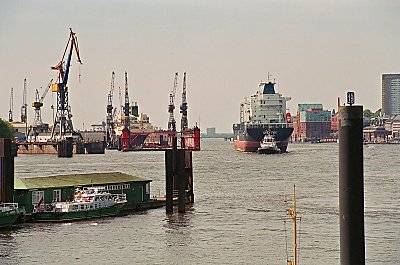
[240,81,291,125]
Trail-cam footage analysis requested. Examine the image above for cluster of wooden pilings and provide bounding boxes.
[165,137,194,213]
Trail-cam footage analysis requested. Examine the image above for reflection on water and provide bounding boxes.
[0,140,398,264]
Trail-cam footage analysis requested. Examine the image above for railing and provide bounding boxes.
[112,194,127,203]
[0,202,19,212]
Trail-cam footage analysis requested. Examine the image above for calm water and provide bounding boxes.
[1,139,399,264]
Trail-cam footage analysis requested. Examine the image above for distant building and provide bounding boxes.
[201,127,233,139]
[295,104,331,141]
[331,113,339,133]
[206,127,216,137]
[392,116,400,139]
[382,74,400,116]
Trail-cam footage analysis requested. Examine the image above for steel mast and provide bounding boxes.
[50,28,82,140]
[168,72,178,132]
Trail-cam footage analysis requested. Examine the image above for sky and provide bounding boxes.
[0,0,399,132]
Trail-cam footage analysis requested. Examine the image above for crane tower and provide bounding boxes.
[168,72,178,132]
[32,79,53,127]
[180,72,188,131]
[21,78,27,123]
[50,28,82,140]
[106,71,116,148]
[8,87,13,122]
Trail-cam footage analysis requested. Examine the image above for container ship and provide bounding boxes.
[233,79,293,152]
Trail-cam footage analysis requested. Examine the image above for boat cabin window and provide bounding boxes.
[32,191,44,205]
[53,189,61,202]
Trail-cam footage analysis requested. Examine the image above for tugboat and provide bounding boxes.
[0,203,21,228]
[233,75,293,152]
[257,131,281,154]
[32,187,127,222]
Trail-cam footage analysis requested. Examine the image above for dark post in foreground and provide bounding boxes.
[0,138,14,202]
[339,104,365,265]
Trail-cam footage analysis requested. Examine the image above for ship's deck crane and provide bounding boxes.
[168,72,178,132]
[180,72,188,132]
[8,87,13,122]
[50,28,82,140]
[106,71,116,148]
[32,79,53,127]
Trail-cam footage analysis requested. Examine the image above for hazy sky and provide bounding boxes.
[1,1,399,132]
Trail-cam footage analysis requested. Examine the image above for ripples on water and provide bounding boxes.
[1,139,399,264]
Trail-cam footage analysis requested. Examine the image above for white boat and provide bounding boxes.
[32,187,127,222]
[257,131,281,154]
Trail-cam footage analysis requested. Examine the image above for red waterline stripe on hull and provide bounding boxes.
[234,140,260,152]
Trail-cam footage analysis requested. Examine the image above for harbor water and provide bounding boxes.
[1,139,399,264]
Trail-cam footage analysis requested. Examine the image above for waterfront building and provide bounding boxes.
[331,112,339,133]
[382,74,400,116]
[295,104,331,141]
[392,116,400,139]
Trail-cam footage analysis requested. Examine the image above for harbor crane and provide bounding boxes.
[120,71,131,150]
[50,28,82,140]
[180,72,188,132]
[123,71,130,130]
[8,87,13,122]
[21,78,27,123]
[32,79,53,127]
[106,71,117,148]
[168,72,178,132]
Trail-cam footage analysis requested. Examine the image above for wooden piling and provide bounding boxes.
[0,138,14,202]
[177,149,186,213]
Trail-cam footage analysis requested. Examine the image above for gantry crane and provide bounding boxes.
[168,72,178,132]
[32,79,53,127]
[8,87,13,122]
[50,28,82,140]
[180,72,188,131]
[106,71,117,148]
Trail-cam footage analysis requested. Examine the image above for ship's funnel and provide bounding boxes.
[261,82,275,94]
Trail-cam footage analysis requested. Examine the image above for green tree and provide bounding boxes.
[363,109,373,119]
[0,118,14,138]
